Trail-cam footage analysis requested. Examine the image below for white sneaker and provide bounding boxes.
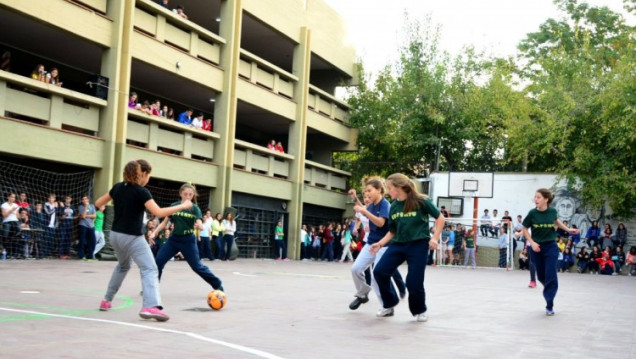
[416,312,428,322]
[376,307,394,317]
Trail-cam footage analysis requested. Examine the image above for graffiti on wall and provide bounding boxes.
[552,186,605,238]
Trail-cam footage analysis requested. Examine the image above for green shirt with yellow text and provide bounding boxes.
[170,201,202,236]
[522,207,558,243]
[388,197,441,244]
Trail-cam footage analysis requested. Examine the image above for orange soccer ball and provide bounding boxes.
[207,290,227,310]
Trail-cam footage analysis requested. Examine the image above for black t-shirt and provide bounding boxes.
[109,182,153,236]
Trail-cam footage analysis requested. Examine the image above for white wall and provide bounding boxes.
[427,172,635,246]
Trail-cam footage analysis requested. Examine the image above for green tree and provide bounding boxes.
[509,0,636,217]
[342,17,521,187]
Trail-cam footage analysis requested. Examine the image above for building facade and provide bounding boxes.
[0,0,358,258]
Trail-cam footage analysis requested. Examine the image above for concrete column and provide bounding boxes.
[286,27,311,259]
[210,0,242,213]
[93,0,134,197]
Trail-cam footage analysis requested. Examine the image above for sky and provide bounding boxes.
[323,0,634,75]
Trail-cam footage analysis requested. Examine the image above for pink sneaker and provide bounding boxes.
[139,307,170,322]
[99,300,112,311]
[528,281,536,288]
[283,258,290,261]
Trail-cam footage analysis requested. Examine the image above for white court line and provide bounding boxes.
[0,307,285,359]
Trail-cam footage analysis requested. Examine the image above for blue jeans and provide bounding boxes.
[155,234,223,290]
[58,219,73,256]
[275,239,287,259]
[77,225,96,259]
[321,241,334,261]
[577,260,588,273]
[374,239,429,315]
[198,236,214,260]
[218,234,234,261]
[530,241,559,310]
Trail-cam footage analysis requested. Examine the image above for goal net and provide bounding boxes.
[429,217,519,270]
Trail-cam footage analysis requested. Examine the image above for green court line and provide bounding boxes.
[0,296,134,323]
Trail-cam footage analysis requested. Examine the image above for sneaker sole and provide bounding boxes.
[139,312,170,322]
[99,308,110,312]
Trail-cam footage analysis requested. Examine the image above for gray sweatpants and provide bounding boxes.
[104,231,162,309]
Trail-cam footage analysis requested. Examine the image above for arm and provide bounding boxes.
[95,193,111,208]
[151,217,170,240]
[354,204,386,227]
[429,214,445,250]
[369,232,395,254]
[347,189,364,207]
[144,199,192,218]
[194,218,204,231]
[522,227,541,252]
[555,219,579,234]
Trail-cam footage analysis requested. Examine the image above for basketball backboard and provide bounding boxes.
[448,172,494,198]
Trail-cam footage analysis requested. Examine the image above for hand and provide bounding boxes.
[429,239,438,250]
[570,228,580,235]
[531,242,541,252]
[370,243,381,255]
[149,237,155,247]
[180,200,193,210]
[348,189,357,200]
[353,204,365,214]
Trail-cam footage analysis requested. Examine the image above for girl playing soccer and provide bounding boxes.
[370,173,444,322]
[95,160,191,321]
[522,188,579,316]
[151,184,224,292]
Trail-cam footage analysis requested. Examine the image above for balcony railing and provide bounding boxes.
[238,50,297,100]
[308,85,349,123]
[304,160,350,191]
[0,71,106,136]
[127,109,220,161]
[72,0,108,14]
[133,0,226,65]
[233,140,294,179]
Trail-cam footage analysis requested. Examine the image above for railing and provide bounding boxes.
[0,71,106,136]
[71,0,108,14]
[233,140,294,179]
[238,50,298,100]
[133,0,226,65]
[127,109,220,161]
[308,85,349,123]
[304,160,350,191]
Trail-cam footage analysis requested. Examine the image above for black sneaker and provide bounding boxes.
[349,295,369,310]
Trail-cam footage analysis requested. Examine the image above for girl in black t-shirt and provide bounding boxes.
[95,160,191,322]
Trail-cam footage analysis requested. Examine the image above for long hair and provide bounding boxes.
[179,183,198,204]
[386,173,427,213]
[536,188,554,206]
[122,160,152,185]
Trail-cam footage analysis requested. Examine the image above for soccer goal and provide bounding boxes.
[429,217,518,270]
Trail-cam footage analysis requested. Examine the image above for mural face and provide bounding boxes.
[552,186,605,238]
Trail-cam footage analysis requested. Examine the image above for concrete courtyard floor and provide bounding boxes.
[1,258,635,359]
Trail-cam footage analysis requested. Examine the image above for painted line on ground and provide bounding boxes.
[0,307,286,359]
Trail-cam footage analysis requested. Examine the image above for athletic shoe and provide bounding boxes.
[349,295,369,310]
[275,257,281,261]
[283,258,290,261]
[545,309,555,316]
[528,281,536,288]
[376,307,394,317]
[99,300,112,311]
[416,312,428,322]
[139,307,170,322]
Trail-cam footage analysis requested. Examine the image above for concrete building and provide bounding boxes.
[0,0,358,258]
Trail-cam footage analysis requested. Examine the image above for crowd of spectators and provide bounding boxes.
[128,92,214,132]
[1,191,105,260]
